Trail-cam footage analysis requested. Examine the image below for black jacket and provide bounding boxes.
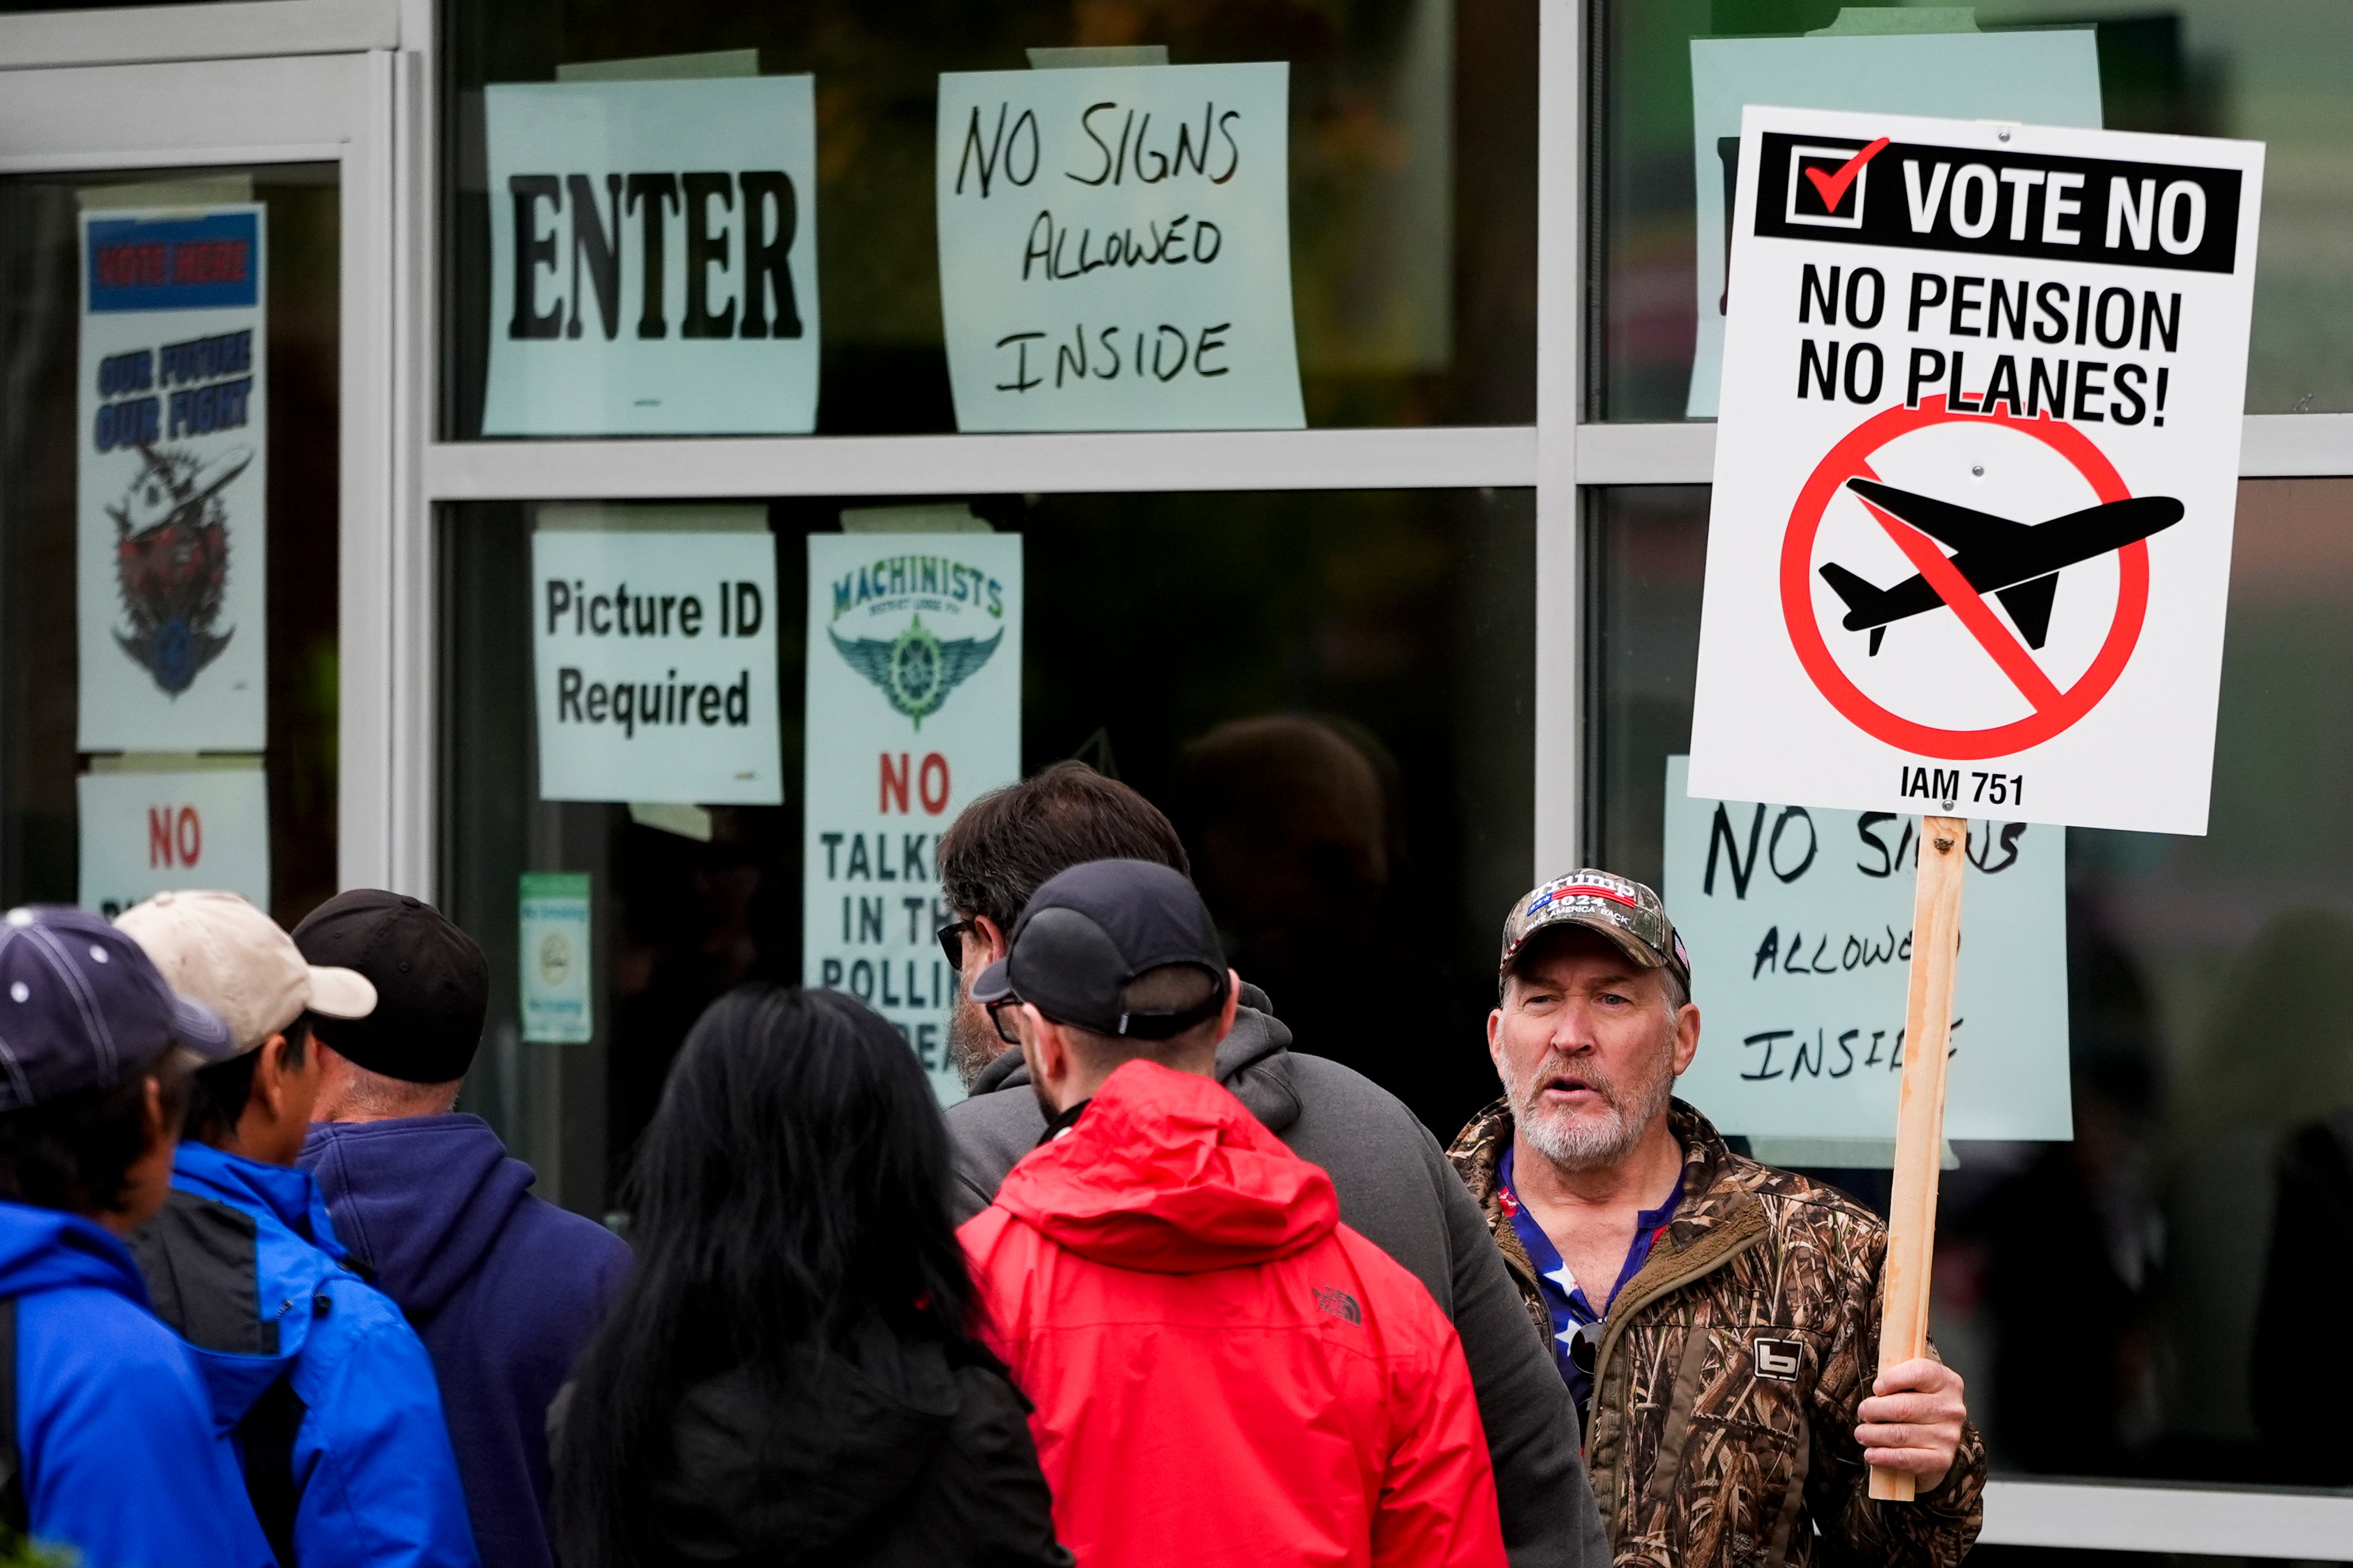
[944,990,1610,1568]
[583,1323,1069,1567]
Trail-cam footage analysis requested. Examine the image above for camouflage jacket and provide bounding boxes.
[1448,1099,1985,1568]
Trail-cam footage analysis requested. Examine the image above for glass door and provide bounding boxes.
[0,49,401,925]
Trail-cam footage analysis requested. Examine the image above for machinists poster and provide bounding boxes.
[77,204,268,752]
[802,533,1023,1103]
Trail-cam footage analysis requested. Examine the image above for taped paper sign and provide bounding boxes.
[803,533,1023,1103]
[483,76,820,434]
[1683,28,2103,417]
[519,872,593,1044]
[531,526,783,804]
[1662,756,2071,1142]
[1687,108,2264,835]
[934,62,1304,432]
[78,763,271,917]
[78,204,268,752]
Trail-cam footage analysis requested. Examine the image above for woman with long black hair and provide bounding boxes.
[552,984,1068,1568]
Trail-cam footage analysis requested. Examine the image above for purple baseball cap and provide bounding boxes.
[0,906,236,1111]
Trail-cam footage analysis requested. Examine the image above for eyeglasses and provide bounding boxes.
[986,997,1026,1046]
[936,918,979,967]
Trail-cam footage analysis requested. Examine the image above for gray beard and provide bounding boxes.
[946,999,1006,1090]
[1508,1051,1676,1173]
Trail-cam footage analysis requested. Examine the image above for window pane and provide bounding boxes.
[1589,477,2353,1486]
[0,165,339,925]
[1598,4,2353,418]
[442,0,1536,437]
[442,487,1532,1213]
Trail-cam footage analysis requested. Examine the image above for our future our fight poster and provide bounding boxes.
[77,203,268,753]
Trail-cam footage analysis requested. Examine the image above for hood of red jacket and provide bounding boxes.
[994,1059,1338,1273]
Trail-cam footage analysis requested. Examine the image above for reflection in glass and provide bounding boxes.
[1599,2,2353,417]
[0,165,340,924]
[443,0,1535,436]
[441,487,1532,1213]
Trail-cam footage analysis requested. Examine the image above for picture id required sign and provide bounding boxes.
[1687,107,2263,836]
[1662,756,2070,1143]
[78,204,268,752]
[803,533,1022,1103]
[483,76,820,435]
[531,527,783,804]
[935,62,1304,432]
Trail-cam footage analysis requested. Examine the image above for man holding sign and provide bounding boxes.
[1449,871,1984,1568]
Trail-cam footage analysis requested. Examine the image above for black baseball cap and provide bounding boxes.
[292,891,490,1084]
[0,905,234,1110]
[971,859,1228,1039]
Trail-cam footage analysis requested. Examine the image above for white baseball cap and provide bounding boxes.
[115,890,377,1055]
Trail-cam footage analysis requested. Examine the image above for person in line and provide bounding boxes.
[937,762,1604,1568]
[118,890,478,1568]
[1448,871,1986,1568]
[292,891,629,1568]
[554,985,1068,1568]
[0,906,274,1567]
[963,859,1507,1568]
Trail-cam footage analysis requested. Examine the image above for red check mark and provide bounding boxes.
[1804,137,1891,212]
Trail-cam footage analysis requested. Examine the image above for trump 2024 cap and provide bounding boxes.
[0,905,236,1109]
[1499,870,1692,997]
[970,859,1229,1039]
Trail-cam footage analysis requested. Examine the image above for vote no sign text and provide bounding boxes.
[1689,107,2264,835]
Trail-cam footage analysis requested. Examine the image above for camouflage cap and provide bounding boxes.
[1499,870,1692,997]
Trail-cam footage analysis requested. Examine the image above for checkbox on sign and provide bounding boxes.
[1785,140,1885,228]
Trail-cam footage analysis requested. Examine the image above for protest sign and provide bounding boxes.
[78,203,268,752]
[1688,108,2263,836]
[1661,756,2069,1145]
[1685,108,2262,1498]
[1683,29,2103,417]
[483,76,820,435]
[934,62,1304,432]
[531,522,783,804]
[802,533,1022,1103]
[78,761,270,916]
[519,871,593,1044]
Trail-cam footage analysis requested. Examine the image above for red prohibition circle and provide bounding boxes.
[1780,394,2151,762]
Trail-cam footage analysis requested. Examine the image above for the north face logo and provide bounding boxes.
[1313,1287,1361,1325]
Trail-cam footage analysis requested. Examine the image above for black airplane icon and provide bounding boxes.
[1819,478,2184,655]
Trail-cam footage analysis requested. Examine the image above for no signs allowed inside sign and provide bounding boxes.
[1687,107,2264,836]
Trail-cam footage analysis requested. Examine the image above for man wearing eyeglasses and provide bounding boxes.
[1448,871,1985,1568]
[934,760,1609,1568]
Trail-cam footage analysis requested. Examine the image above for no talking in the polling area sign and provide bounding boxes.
[1687,106,2264,837]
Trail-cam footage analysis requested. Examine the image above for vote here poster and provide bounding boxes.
[483,76,821,435]
[1688,107,2264,836]
[935,63,1304,432]
[530,524,785,805]
[1662,756,2071,1145]
[77,204,268,753]
[802,533,1023,1103]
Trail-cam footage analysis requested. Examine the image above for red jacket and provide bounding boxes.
[960,1059,1509,1568]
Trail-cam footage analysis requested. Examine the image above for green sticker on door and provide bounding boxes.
[520,872,593,1044]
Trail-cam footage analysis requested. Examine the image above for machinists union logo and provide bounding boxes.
[827,551,1007,730]
[830,614,1001,730]
[111,443,249,696]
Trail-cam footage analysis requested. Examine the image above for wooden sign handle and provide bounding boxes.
[1869,814,1966,1504]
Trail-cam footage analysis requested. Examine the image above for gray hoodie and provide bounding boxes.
[944,990,1611,1568]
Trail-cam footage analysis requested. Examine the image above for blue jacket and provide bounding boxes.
[300,1116,630,1568]
[131,1144,479,1568]
[0,1199,275,1568]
